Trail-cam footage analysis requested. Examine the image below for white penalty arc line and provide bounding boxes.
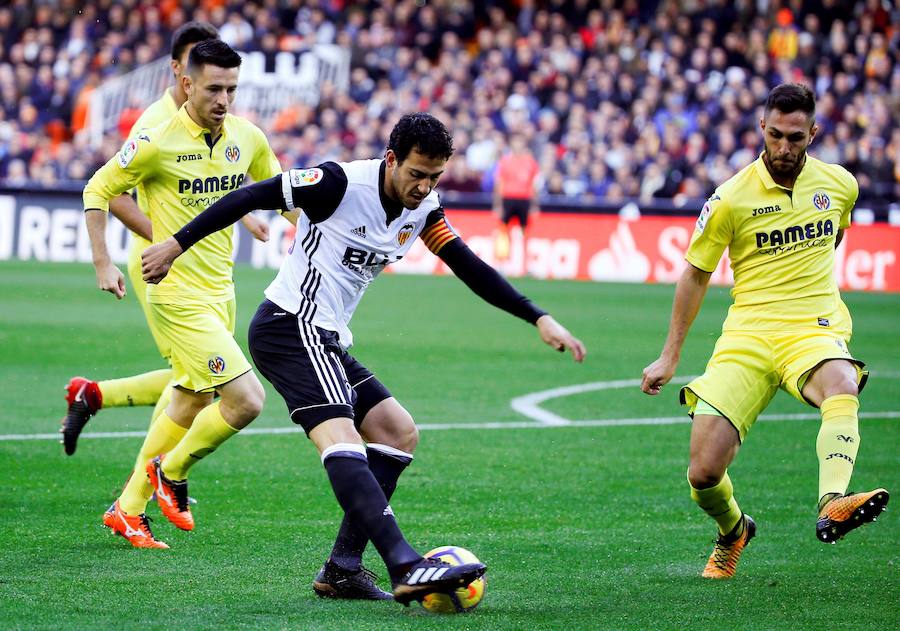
[511,374,900,427]
[3,374,899,443]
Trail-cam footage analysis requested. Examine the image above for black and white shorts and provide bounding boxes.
[248,300,392,434]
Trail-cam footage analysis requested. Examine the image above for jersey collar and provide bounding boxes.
[753,151,809,191]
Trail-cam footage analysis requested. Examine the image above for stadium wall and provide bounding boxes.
[1,191,898,292]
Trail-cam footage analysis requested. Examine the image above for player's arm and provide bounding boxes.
[423,209,585,362]
[83,137,158,298]
[108,194,152,242]
[835,229,844,248]
[238,132,292,242]
[641,263,712,395]
[641,193,731,395]
[142,163,346,283]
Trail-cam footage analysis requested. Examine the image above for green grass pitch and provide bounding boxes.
[1,260,897,629]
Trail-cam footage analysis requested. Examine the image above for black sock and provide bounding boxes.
[322,445,420,581]
[329,444,413,571]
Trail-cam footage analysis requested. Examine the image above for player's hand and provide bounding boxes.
[536,314,586,363]
[141,237,184,284]
[94,261,126,299]
[242,214,270,242]
[641,355,677,395]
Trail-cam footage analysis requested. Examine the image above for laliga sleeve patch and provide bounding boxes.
[695,194,719,233]
[117,139,138,168]
[289,168,323,188]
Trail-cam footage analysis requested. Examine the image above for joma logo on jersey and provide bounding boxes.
[178,173,245,195]
[176,153,203,163]
[342,247,391,267]
[755,219,833,248]
[751,204,781,217]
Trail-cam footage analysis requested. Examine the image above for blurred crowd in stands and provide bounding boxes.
[0,0,898,205]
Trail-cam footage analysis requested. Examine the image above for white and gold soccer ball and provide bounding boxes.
[420,546,487,614]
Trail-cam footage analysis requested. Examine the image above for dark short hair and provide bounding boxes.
[170,21,218,61]
[764,83,816,118]
[186,39,242,75]
[388,113,454,163]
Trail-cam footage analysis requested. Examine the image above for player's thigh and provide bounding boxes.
[248,300,353,435]
[127,236,172,360]
[150,300,251,394]
[777,331,867,406]
[681,331,779,443]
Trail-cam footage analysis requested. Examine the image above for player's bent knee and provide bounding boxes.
[688,462,726,489]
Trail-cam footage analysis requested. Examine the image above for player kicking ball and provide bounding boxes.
[141,112,585,602]
[642,83,888,579]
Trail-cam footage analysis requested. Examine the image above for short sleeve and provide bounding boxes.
[83,135,159,211]
[840,169,858,230]
[248,125,283,183]
[684,191,733,273]
[420,206,461,254]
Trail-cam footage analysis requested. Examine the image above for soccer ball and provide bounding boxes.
[420,546,487,614]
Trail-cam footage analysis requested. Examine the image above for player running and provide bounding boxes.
[60,22,269,455]
[83,39,282,548]
[141,113,585,603]
[642,83,889,579]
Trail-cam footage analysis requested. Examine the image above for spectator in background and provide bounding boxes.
[493,132,540,261]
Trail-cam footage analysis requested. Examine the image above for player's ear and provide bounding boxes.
[809,122,819,145]
[169,59,179,80]
[385,149,397,169]
[759,117,766,132]
[181,74,193,98]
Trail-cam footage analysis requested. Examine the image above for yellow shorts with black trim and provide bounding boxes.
[148,299,251,393]
[127,235,171,360]
[680,329,867,442]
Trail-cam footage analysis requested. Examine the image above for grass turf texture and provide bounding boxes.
[1,260,897,630]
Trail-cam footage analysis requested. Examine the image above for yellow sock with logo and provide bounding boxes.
[147,383,174,429]
[118,412,188,515]
[98,369,171,408]
[817,394,860,504]
[690,470,743,535]
[161,401,237,480]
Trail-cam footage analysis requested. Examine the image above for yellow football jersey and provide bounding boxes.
[686,153,858,333]
[84,105,281,304]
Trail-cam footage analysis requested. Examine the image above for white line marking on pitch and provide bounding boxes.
[2,372,898,442]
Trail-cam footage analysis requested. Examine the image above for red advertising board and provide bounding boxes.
[390,210,900,292]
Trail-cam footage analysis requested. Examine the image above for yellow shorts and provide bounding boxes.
[148,299,251,393]
[681,329,866,442]
[127,235,171,360]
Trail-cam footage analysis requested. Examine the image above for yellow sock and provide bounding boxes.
[690,470,743,535]
[98,369,172,408]
[162,402,237,480]
[118,412,188,515]
[817,394,860,502]
[147,384,174,430]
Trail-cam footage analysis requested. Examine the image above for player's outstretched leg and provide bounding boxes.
[816,489,889,543]
[60,377,102,455]
[61,370,172,455]
[319,441,486,605]
[315,443,414,600]
[702,513,756,579]
[102,500,169,549]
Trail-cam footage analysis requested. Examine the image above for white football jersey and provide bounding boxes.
[265,159,456,347]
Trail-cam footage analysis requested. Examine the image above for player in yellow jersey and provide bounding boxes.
[60,21,269,456]
[641,83,889,578]
[83,39,283,548]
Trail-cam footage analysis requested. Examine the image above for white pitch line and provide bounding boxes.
[3,372,898,443]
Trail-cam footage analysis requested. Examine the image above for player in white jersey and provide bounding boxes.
[142,113,585,605]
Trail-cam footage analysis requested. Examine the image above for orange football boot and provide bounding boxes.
[146,455,194,531]
[816,489,889,543]
[102,501,169,549]
[702,514,756,579]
